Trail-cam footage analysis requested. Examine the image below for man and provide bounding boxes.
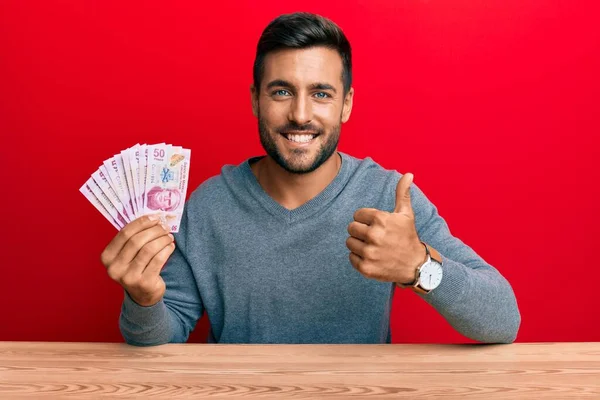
[101,12,521,345]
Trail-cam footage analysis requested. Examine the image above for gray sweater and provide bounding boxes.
[120,152,521,345]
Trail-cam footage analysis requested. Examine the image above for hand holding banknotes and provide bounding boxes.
[82,143,191,305]
[100,215,175,306]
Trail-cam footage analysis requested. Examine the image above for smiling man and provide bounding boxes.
[101,12,521,345]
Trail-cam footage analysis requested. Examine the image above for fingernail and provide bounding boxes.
[168,234,174,241]
[162,223,171,232]
[148,214,160,221]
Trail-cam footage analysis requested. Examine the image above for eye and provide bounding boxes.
[314,92,331,99]
[273,89,291,97]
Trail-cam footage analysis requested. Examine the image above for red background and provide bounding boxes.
[1,0,598,344]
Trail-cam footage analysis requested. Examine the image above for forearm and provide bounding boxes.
[118,220,205,346]
[405,180,521,343]
[119,291,191,346]
[418,253,521,343]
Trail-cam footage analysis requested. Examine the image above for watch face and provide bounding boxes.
[420,260,443,290]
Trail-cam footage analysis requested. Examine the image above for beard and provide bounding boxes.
[258,113,341,174]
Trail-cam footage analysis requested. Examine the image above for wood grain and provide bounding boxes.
[0,342,598,399]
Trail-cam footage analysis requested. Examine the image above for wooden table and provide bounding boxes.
[0,342,598,399]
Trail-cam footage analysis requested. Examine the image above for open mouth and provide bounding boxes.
[281,132,319,144]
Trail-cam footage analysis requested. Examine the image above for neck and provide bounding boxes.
[251,152,342,210]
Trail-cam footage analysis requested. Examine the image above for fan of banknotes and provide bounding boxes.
[80,143,191,233]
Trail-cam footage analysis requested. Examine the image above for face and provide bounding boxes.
[153,189,179,211]
[252,47,354,174]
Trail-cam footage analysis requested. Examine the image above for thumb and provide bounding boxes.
[393,172,414,214]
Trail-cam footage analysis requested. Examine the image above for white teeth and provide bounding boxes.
[287,134,315,143]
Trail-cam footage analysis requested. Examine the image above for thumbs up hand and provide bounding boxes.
[346,173,427,284]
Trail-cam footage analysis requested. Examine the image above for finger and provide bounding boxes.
[114,224,171,266]
[393,173,414,214]
[129,233,175,276]
[346,236,367,258]
[353,208,379,225]
[347,221,370,241]
[143,241,176,277]
[349,252,362,270]
[101,215,162,267]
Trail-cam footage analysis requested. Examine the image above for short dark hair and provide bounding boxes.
[253,12,352,95]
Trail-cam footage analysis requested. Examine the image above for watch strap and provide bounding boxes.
[428,244,442,264]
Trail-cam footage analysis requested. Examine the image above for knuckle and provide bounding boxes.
[354,259,364,272]
[136,280,152,293]
[360,262,373,277]
[160,234,174,246]
[345,236,352,248]
[138,244,157,260]
[119,228,133,242]
[366,229,380,244]
[166,242,176,255]
[129,256,146,271]
[362,246,373,260]
[376,228,387,244]
[150,224,165,235]
[120,274,139,289]
[364,246,379,261]
[106,266,121,282]
[100,251,110,267]
[152,253,167,266]
[129,236,144,250]
[157,244,174,263]
[348,252,357,265]
[373,212,387,226]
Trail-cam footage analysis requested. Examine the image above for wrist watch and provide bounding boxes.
[396,242,443,294]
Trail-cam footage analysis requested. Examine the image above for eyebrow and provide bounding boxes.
[266,80,337,94]
[309,82,337,94]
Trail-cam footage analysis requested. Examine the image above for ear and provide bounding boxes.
[341,87,354,123]
[250,84,259,118]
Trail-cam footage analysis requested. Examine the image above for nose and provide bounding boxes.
[288,94,313,126]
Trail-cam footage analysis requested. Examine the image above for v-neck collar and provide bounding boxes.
[239,152,353,224]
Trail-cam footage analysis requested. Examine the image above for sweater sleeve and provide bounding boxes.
[407,180,521,344]
[119,208,204,346]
